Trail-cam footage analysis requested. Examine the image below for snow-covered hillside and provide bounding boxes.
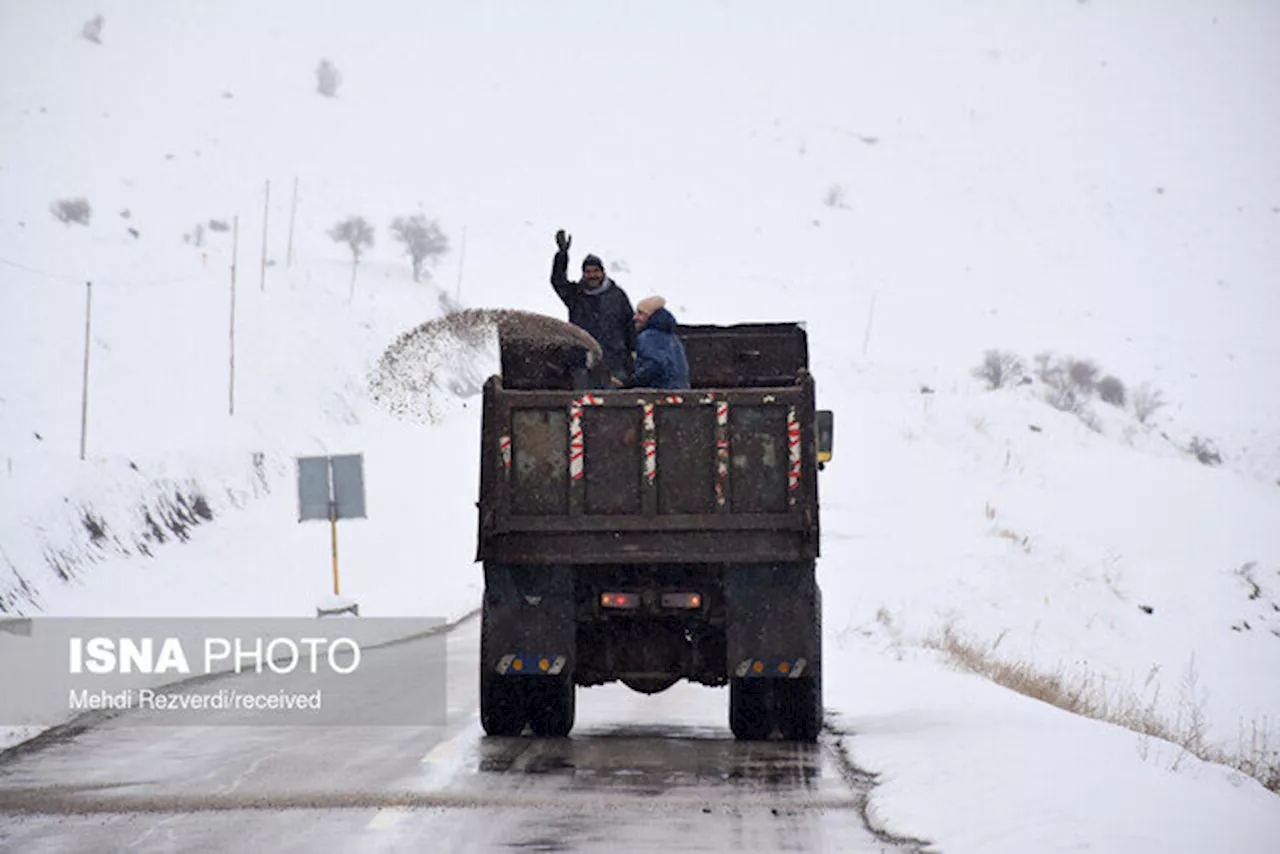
[2,2,1278,850]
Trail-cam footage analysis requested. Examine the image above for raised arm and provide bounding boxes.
[550,229,576,308]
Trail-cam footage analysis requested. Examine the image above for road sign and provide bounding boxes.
[296,454,366,609]
[298,454,366,521]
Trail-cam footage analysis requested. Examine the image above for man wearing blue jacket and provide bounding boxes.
[631,296,691,390]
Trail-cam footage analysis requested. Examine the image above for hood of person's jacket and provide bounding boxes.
[644,306,678,333]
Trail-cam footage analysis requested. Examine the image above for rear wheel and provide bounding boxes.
[528,678,575,737]
[729,678,774,740]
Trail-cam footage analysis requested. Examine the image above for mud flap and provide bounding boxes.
[724,562,820,672]
[481,564,576,676]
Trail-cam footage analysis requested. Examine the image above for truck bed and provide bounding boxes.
[476,371,821,564]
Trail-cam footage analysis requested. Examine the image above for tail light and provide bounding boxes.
[600,592,640,609]
[660,592,702,609]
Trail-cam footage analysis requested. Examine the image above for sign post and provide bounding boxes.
[298,454,366,617]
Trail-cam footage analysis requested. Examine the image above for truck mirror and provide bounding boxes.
[816,410,834,468]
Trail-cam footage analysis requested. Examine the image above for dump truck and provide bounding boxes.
[476,319,832,741]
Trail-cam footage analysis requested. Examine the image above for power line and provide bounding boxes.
[0,256,211,289]
[0,256,77,281]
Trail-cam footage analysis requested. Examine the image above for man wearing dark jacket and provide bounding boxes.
[550,229,635,384]
[631,295,691,390]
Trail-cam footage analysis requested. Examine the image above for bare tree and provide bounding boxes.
[1034,352,1104,415]
[1033,351,1076,413]
[972,349,1025,390]
[328,216,373,298]
[389,214,449,282]
[316,59,342,98]
[1130,382,1166,424]
[51,197,92,226]
[81,14,104,45]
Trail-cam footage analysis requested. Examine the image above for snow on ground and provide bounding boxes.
[825,645,1280,853]
[2,1,1279,850]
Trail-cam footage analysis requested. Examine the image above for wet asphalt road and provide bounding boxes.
[0,618,920,853]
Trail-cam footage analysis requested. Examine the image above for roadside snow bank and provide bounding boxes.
[826,641,1280,853]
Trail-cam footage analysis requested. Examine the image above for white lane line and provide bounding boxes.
[365,807,410,831]
[420,738,458,765]
[369,717,485,830]
[420,711,481,765]
[412,716,485,795]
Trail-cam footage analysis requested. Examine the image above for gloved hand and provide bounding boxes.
[555,229,572,252]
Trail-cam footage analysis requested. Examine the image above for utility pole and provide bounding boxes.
[259,179,270,291]
[286,176,298,269]
[455,226,467,303]
[861,290,878,357]
[79,281,92,461]
[229,216,238,415]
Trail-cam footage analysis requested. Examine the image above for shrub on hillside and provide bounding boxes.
[822,183,849,209]
[1034,351,1086,414]
[1032,351,1060,387]
[50,197,92,226]
[1033,353,1107,415]
[81,15,104,45]
[316,59,342,98]
[1131,382,1166,424]
[1067,358,1100,392]
[1097,375,1127,407]
[973,349,1025,390]
[987,351,1172,434]
[1187,435,1222,466]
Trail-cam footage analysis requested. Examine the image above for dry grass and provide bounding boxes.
[991,527,1032,553]
[984,503,1032,553]
[927,626,1280,794]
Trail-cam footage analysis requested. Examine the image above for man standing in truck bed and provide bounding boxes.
[550,229,636,386]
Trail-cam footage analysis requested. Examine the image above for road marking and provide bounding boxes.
[420,713,481,765]
[420,738,457,764]
[365,807,409,830]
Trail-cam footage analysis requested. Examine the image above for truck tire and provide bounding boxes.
[729,678,774,740]
[528,677,575,737]
[481,675,526,736]
[480,594,526,736]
